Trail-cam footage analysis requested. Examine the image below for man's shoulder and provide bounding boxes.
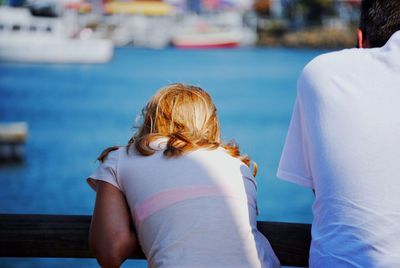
[303,48,362,76]
[297,48,366,96]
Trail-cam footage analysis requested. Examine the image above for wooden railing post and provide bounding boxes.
[0,214,310,266]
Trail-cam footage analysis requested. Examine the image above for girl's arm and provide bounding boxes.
[89,181,138,268]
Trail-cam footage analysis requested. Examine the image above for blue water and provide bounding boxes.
[0,48,327,267]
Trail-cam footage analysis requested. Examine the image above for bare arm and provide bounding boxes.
[89,181,138,268]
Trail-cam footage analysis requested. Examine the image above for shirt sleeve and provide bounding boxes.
[87,148,122,192]
[240,165,259,215]
[277,97,314,188]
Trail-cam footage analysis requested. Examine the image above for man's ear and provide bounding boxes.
[357,28,369,48]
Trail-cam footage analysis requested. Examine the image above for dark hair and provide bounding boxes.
[360,0,400,47]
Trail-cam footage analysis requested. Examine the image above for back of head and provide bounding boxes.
[360,0,400,47]
[130,83,257,176]
[134,83,221,157]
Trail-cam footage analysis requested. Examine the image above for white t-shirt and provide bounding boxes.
[277,31,400,267]
[89,140,280,268]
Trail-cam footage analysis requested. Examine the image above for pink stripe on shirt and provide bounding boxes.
[132,186,250,229]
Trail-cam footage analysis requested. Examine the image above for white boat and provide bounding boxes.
[0,7,113,64]
[106,14,175,49]
[172,12,257,49]
[104,1,175,49]
[172,24,243,49]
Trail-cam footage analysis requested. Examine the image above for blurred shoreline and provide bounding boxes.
[0,0,361,55]
[257,25,357,49]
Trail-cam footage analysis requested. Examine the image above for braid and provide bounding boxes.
[164,131,220,158]
[164,132,195,157]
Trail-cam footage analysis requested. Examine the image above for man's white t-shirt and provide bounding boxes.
[277,31,400,267]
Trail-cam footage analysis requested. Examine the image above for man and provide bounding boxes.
[277,0,400,267]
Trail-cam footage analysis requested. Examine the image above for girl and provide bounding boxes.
[87,83,280,268]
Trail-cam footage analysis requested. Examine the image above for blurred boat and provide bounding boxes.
[106,14,175,48]
[172,24,241,49]
[0,122,27,162]
[172,13,257,49]
[0,7,113,64]
[104,1,175,48]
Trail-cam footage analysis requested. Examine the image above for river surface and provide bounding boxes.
[0,47,328,267]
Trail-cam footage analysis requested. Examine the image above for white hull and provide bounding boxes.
[0,35,113,64]
[0,7,113,64]
[172,28,242,47]
[172,13,257,49]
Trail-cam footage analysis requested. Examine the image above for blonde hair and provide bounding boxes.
[99,83,257,176]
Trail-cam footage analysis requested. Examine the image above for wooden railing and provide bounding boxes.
[0,214,311,267]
